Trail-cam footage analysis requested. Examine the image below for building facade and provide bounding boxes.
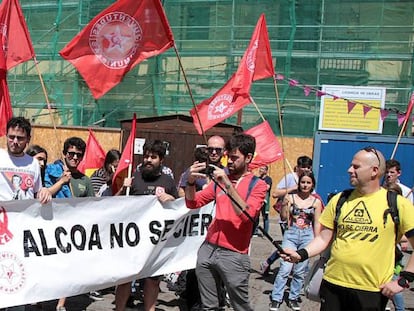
[9,0,414,137]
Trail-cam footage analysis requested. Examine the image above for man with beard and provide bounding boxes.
[0,117,51,311]
[185,133,267,311]
[0,117,51,204]
[177,136,227,310]
[115,140,177,311]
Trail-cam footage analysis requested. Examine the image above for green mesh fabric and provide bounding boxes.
[9,0,414,137]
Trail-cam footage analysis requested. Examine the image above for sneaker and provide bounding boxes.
[56,307,66,311]
[269,300,282,311]
[89,290,104,301]
[287,299,301,310]
[260,261,270,275]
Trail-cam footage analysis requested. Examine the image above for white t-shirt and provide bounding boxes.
[397,181,414,204]
[0,148,42,201]
[276,172,298,189]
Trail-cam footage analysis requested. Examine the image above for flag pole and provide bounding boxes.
[33,56,62,150]
[250,96,266,122]
[126,163,132,196]
[251,95,294,177]
[272,75,290,188]
[390,117,409,160]
[172,45,208,144]
[391,92,414,159]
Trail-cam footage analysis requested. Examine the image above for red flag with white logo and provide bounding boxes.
[0,0,35,70]
[190,74,251,135]
[59,0,174,99]
[78,129,106,177]
[231,14,274,98]
[112,113,136,194]
[244,121,283,169]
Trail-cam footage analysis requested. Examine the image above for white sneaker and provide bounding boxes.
[89,291,104,301]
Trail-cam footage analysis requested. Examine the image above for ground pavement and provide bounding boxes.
[25,218,414,311]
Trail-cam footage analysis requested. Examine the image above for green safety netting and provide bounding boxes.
[8,0,414,137]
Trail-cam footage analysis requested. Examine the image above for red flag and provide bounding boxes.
[401,92,414,131]
[112,113,136,194]
[0,46,12,137]
[244,121,283,169]
[78,129,106,177]
[0,0,35,70]
[59,0,174,99]
[231,14,274,98]
[190,74,251,135]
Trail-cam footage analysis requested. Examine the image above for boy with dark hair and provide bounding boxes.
[384,159,413,203]
[44,136,94,198]
[44,136,96,310]
[0,117,51,310]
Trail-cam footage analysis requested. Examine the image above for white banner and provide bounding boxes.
[0,196,214,308]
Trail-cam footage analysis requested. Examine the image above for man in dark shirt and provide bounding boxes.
[115,140,177,311]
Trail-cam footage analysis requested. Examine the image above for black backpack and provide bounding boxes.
[334,189,403,263]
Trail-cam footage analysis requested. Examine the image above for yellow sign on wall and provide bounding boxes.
[319,85,386,133]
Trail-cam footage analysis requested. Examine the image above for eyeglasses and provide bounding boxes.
[362,146,380,166]
[207,147,223,154]
[67,151,84,159]
[7,135,27,142]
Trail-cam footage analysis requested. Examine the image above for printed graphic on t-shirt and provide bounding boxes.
[343,201,372,224]
[3,172,34,200]
[141,185,166,196]
[337,201,379,242]
[155,186,165,196]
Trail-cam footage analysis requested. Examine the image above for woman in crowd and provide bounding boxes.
[26,144,48,185]
[269,171,323,311]
[90,149,121,196]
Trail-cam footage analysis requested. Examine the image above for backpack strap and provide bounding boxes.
[214,175,259,200]
[333,189,354,236]
[386,190,400,243]
[246,176,259,200]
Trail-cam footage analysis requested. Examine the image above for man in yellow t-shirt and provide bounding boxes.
[282,147,414,311]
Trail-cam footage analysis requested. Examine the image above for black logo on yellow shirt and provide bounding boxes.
[342,201,372,224]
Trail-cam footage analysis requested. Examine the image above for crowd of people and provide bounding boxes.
[2,116,414,311]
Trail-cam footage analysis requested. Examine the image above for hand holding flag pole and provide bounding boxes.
[113,114,137,196]
[126,163,133,197]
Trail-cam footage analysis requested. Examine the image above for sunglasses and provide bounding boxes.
[207,147,224,154]
[7,135,27,142]
[362,146,380,166]
[67,151,84,159]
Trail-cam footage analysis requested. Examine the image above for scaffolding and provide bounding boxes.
[8,0,414,137]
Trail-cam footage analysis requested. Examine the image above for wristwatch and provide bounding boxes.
[397,276,410,289]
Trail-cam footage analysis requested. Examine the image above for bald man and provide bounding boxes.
[206,135,226,166]
[276,147,414,311]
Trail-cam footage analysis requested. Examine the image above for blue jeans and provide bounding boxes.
[271,225,314,302]
[262,210,269,234]
[391,274,405,311]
